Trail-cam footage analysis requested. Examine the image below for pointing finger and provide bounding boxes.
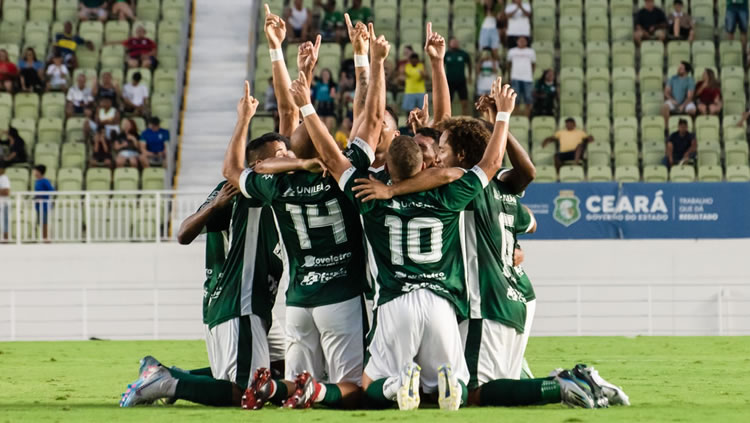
[313,34,322,52]
[244,80,250,97]
[368,22,376,40]
[345,13,353,31]
[422,94,428,111]
[264,3,271,16]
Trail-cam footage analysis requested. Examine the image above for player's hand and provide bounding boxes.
[345,14,369,55]
[475,94,498,122]
[369,23,391,62]
[303,158,328,176]
[352,175,393,202]
[297,35,321,78]
[408,94,430,133]
[424,22,446,61]
[513,247,524,266]
[264,4,286,49]
[237,81,259,120]
[214,183,240,209]
[289,72,311,108]
[492,77,516,114]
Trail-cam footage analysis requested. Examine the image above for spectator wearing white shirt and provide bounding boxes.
[285,0,310,42]
[0,163,9,242]
[505,0,532,48]
[122,72,149,116]
[45,54,69,92]
[507,36,535,116]
[66,74,94,117]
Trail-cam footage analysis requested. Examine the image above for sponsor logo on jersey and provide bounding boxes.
[262,174,274,180]
[394,271,447,282]
[506,285,527,303]
[207,286,223,307]
[302,252,352,268]
[282,183,332,197]
[387,200,438,210]
[553,190,581,227]
[493,187,518,204]
[300,268,348,286]
[401,282,450,295]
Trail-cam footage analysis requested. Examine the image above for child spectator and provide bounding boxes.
[66,73,95,117]
[122,72,149,116]
[695,69,722,116]
[0,49,18,93]
[139,118,170,168]
[113,119,141,168]
[313,68,338,133]
[17,48,44,92]
[89,126,113,169]
[668,0,695,41]
[33,165,55,242]
[46,54,70,92]
[97,97,121,139]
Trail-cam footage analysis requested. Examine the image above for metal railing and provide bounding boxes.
[0,190,207,243]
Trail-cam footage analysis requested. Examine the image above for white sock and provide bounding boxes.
[314,383,326,403]
[382,376,401,401]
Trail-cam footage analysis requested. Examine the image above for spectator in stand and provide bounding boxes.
[445,37,472,115]
[121,26,158,70]
[663,118,697,168]
[505,0,532,48]
[54,21,95,68]
[0,49,18,93]
[506,36,535,116]
[478,0,503,55]
[532,68,558,116]
[263,76,279,130]
[113,119,141,168]
[725,0,748,48]
[634,0,667,45]
[346,0,373,24]
[313,68,338,133]
[139,117,170,168]
[668,0,694,41]
[0,163,9,242]
[339,55,355,93]
[97,97,121,139]
[285,0,311,43]
[393,45,414,89]
[33,165,55,242]
[122,72,149,116]
[79,0,109,22]
[476,47,499,96]
[82,106,98,140]
[66,73,95,117]
[543,118,593,171]
[94,71,121,105]
[662,61,696,125]
[401,53,427,112]
[695,69,722,116]
[89,126,113,168]
[111,0,135,21]
[0,128,28,167]
[46,54,70,92]
[334,116,352,150]
[17,48,44,92]
[320,0,345,43]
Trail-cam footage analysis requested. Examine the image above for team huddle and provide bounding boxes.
[118,7,629,411]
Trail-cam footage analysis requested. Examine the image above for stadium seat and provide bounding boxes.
[614,165,639,183]
[86,168,112,191]
[613,117,638,144]
[14,93,40,119]
[0,21,23,45]
[586,92,610,117]
[586,67,610,93]
[698,165,723,182]
[509,116,530,147]
[114,168,140,191]
[531,144,556,166]
[586,116,611,143]
[587,165,612,182]
[587,141,611,166]
[29,0,54,21]
[560,97,583,118]
[723,92,746,115]
[560,0,583,16]
[640,91,663,116]
[7,167,30,191]
[643,141,666,165]
[158,44,180,69]
[612,67,636,93]
[534,165,557,182]
[559,165,585,182]
[137,0,161,21]
[24,21,50,47]
[105,20,131,43]
[560,67,584,94]
[614,141,638,167]
[697,140,721,166]
[612,91,636,117]
[153,68,178,94]
[640,41,664,68]
[725,141,749,166]
[586,0,608,15]
[695,116,719,142]
[610,0,634,18]
[101,44,126,69]
[691,41,715,70]
[12,118,37,149]
[531,116,556,146]
[37,118,64,144]
[41,93,66,120]
[65,117,87,143]
[534,41,554,79]
[667,41,691,68]
[532,16,556,42]
[79,21,104,49]
[610,16,633,41]
[720,40,743,67]
[158,20,183,45]
[56,0,78,22]
[560,41,584,69]
[0,92,12,120]
[641,116,666,142]
[76,47,101,70]
[150,93,174,119]
[643,165,668,182]
[252,116,275,136]
[669,165,696,182]
[57,167,83,191]
[559,16,583,43]
[611,41,635,68]
[586,13,609,42]
[586,41,610,69]
[726,164,750,182]
[639,66,664,94]
[142,168,166,190]
[60,143,86,170]
[2,0,27,22]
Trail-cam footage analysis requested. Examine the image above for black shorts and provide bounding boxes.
[448,79,468,101]
[557,151,577,162]
[317,101,336,117]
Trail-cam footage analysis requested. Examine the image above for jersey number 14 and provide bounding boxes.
[286,199,348,249]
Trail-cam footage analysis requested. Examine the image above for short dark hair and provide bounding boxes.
[133,72,142,82]
[673,0,683,4]
[149,117,161,126]
[246,132,290,164]
[409,53,419,60]
[388,135,423,180]
[681,61,692,73]
[565,117,576,124]
[34,165,46,175]
[436,117,491,168]
[415,127,441,144]
[385,105,399,127]
[678,118,688,126]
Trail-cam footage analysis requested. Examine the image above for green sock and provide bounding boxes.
[268,379,288,406]
[479,377,560,406]
[188,367,213,377]
[364,378,394,409]
[320,383,343,408]
[171,372,235,407]
[459,380,468,406]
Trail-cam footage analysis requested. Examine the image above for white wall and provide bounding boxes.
[1,240,749,340]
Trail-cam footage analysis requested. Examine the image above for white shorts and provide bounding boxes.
[664,99,696,113]
[268,273,289,363]
[460,300,536,388]
[285,295,365,384]
[204,314,270,389]
[365,289,469,395]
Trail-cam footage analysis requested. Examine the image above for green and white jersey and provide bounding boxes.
[340,165,490,319]
[203,181,284,329]
[513,206,536,302]
[201,181,232,325]
[237,140,374,308]
[463,172,537,332]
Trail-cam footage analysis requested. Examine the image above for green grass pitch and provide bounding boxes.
[1,337,748,422]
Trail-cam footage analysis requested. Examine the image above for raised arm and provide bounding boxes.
[264,4,298,137]
[177,183,238,245]
[297,35,321,88]
[476,77,515,177]
[425,22,450,124]
[346,14,370,126]
[351,23,389,152]
[351,166,466,201]
[253,156,326,174]
[222,82,258,188]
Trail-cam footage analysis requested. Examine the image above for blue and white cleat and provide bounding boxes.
[437,364,462,411]
[137,355,162,375]
[119,365,177,407]
[397,362,421,410]
[555,369,596,409]
[584,366,630,406]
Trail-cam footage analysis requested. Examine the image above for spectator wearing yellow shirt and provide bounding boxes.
[400,53,427,112]
[542,118,593,171]
[334,117,352,150]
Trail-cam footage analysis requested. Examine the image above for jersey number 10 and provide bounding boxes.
[385,216,443,265]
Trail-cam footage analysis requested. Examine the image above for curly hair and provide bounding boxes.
[435,117,491,168]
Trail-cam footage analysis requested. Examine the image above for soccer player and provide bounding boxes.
[119,138,289,408]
